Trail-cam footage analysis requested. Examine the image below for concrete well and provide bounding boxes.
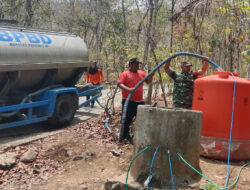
[131,105,203,188]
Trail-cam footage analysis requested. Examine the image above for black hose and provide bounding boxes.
[119,52,222,141]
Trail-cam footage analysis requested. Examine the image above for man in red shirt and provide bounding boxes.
[117,58,154,141]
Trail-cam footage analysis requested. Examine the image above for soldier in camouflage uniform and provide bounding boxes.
[164,60,209,109]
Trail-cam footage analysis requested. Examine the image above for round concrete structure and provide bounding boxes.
[131,106,203,188]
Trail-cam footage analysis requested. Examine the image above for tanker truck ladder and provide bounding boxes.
[0,85,103,130]
[0,24,76,36]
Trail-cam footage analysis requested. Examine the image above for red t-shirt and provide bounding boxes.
[117,70,147,101]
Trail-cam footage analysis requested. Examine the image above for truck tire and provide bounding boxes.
[48,94,77,127]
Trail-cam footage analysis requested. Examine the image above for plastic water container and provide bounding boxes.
[193,71,250,160]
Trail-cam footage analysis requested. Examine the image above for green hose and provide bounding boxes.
[125,145,151,190]
[177,153,221,190]
[221,162,250,190]
[177,152,250,190]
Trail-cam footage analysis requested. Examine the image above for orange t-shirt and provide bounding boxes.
[117,70,146,101]
[86,69,104,85]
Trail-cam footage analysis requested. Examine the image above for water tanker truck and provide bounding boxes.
[0,25,102,129]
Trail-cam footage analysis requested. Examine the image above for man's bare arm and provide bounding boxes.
[145,72,154,84]
[164,60,173,76]
[198,59,209,76]
[117,83,134,92]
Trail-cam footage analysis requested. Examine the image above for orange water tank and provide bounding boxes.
[192,71,250,160]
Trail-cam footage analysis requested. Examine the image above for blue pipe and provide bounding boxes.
[104,118,112,133]
[225,73,237,187]
[168,150,175,190]
[148,146,159,190]
[119,52,222,141]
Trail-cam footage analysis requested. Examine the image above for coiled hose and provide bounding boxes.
[119,52,222,141]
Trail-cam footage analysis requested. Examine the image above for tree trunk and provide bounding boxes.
[144,0,157,105]
[135,0,149,44]
[25,0,33,26]
[121,0,128,69]
[196,0,209,56]
[170,0,175,53]
[95,0,101,63]
[69,0,75,33]
[10,0,16,20]
[229,32,234,72]
[104,48,109,82]
[152,49,168,107]
[122,0,127,46]
[236,40,241,75]
[248,64,250,79]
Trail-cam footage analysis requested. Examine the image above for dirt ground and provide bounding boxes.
[0,104,249,190]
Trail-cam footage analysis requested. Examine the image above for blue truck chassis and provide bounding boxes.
[0,85,103,130]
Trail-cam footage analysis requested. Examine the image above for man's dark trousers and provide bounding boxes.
[86,83,100,107]
[121,99,144,140]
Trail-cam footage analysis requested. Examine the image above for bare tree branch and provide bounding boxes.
[169,0,204,22]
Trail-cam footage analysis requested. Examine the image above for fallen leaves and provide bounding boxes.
[0,108,126,189]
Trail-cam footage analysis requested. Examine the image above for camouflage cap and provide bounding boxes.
[181,61,192,66]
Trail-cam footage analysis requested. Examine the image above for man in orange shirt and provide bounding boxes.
[117,58,154,141]
[86,61,104,107]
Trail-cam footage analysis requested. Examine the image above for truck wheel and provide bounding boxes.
[48,94,77,127]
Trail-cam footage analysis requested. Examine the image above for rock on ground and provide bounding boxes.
[105,173,141,190]
[0,152,17,169]
[20,149,37,163]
